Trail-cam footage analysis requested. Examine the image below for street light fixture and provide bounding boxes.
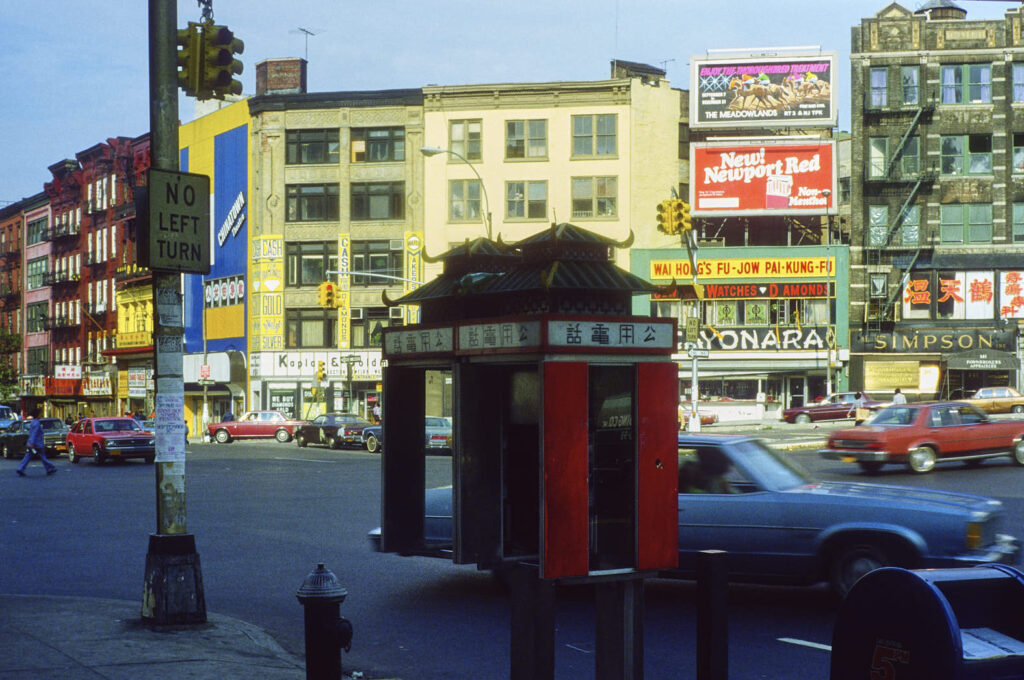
[420,145,492,239]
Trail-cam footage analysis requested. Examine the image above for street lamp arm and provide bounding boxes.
[325,270,421,285]
[420,145,492,239]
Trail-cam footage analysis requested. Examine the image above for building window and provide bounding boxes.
[572,114,617,157]
[286,129,339,165]
[26,301,47,333]
[940,134,991,175]
[867,205,889,248]
[868,137,888,178]
[1014,133,1024,173]
[285,309,337,349]
[350,127,405,163]
[901,66,919,105]
[897,205,920,247]
[838,177,851,205]
[26,257,47,290]
[351,240,402,286]
[285,242,338,288]
[286,184,339,222]
[506,181,547,220]
[1014,64,1024,102]
[571,176,617,218]
[1013,204,1024,243]
[26,346,47,375]
[940,203,992,244]
[940,64,991,104]
[900,136,920,178]
[449,120,482,160]
[743,301,769,326]
[26,217,48,245]
[505,120,547,159]
[350,307,395,348]
[449,180,482,222]
[869,67,887,107]
[350,182,405,220]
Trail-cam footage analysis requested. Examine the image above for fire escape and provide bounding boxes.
[862,92,936,332]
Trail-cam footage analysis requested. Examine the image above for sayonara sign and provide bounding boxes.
[690,140,836,217]
[690,53,837,128]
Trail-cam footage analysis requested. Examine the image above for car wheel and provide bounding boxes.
[214,429,231,444]
[795,413,811,424]
[275,429,291,443]
[366,434,380,454]
[93,445,105,466]
[908,445,937,474]
[329,435,342,450]
[296,434,307,448]
[0,444,9,459]
[856,461,883,474]
[1014,405,1024,414]
[68,445,80,464]
[830,544,888,598]
[1013,439,1024,466]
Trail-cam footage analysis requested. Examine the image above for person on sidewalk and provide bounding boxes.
[892,388,907,404]
[16,410,57,477]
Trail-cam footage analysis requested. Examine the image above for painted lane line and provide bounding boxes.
[274,457,335,464]
[778,637,832,651]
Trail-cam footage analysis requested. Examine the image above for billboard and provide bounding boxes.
[690,139,836,216]
[690,53,837,128]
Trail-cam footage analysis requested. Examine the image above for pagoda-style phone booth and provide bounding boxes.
[380,225,680,680]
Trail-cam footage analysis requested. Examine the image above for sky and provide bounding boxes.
[2,0,1020,205]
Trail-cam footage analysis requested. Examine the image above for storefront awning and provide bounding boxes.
[944,348,1018,371]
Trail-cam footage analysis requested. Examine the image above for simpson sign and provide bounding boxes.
[690,140,836,217]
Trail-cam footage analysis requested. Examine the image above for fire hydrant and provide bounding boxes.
[296,563,353,680]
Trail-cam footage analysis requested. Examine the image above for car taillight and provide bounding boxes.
[966,521,984,549]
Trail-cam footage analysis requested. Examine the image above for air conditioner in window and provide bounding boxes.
[389,306,405,319]
[389,239,404,251]
[350,307,364,320]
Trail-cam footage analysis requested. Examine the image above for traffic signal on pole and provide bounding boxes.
[317,281,336,307]
[316,361,325,384]
[200,23,244,99]
[656,199,674,234]
[175,22,202,97]
[678,200,693,233]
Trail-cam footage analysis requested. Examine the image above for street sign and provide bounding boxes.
[199,363,211,379]
[685,317,700,343]
[688,348,710,359]
[140,168,211,274]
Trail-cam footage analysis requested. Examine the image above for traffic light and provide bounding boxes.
[672,199,693,233]
[316,361,325,384]
[656,199,673,234]
[175,22,202,97]
[317,281,337,308]
[200,23,244,99]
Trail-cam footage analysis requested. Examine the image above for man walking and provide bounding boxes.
[16,410,57,477]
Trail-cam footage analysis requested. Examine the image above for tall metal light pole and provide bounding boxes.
[822,189,834,397]
[420,146,492,239]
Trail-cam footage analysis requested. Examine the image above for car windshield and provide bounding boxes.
[97,419,142,433]
[870,406,917,426]
[731,438,813,490]
[40,420,63,431]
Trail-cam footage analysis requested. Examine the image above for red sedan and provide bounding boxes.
[820,401,1024,474]
[207,411,306,444]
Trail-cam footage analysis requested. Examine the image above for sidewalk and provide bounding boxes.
[0,594,311,680]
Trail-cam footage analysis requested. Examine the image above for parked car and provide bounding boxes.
[66,417,155,465]
[964,386,1024,414]
[782,392,886,424]
[369,433,1020,597]
[38,417,70,456]
[820,401,1024,474]
[0,420,28,459]
[361,416,453,454]
[294,413,374,449]
[678,408,719,430]
[207,411,305,444]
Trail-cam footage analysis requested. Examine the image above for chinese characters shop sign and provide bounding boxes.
[901,271,1024,320]
[383,316,676,359]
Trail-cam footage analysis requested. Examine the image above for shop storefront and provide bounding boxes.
[183,350,247,431]
[250,349,382,422]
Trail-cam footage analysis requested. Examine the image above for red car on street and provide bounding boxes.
[207,410,305,444]
[820,401,1024,474]
[783,392,886,424]
[66,417,155,465]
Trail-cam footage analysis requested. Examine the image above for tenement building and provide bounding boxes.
[850,1,1024,398]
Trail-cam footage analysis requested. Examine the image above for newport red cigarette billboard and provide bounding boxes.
[690,140,836,217]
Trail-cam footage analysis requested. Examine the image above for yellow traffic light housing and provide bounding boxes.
[175,22,202,97]
[316,361,326,384]
[200,23,244,100]
[678,200,693,233]
[656,199,674,234]
[317,281,337,308]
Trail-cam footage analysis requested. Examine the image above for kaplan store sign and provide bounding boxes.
[690,140,836,217]
[690,53,837,128]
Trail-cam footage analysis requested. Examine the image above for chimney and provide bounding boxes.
[255,58,308,95]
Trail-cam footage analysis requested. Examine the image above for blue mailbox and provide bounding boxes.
[831,565,1024,680]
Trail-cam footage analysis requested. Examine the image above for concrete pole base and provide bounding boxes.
[141,533,207,625]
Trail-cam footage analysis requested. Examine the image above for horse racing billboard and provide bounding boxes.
[690,139,836,217]
[690,53,837,129]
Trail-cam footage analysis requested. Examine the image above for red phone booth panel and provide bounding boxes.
[636,362,680,570]
[542,361,589,580]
